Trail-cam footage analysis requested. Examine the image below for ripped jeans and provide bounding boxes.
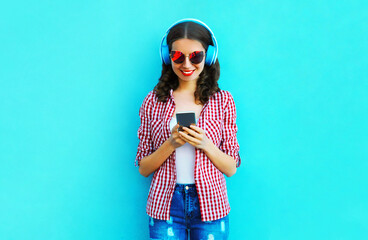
[149,184,229,240]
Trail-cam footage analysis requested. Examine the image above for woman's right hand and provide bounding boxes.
[169,124,186,149]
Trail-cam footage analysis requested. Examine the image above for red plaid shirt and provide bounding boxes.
[135,89,241,221]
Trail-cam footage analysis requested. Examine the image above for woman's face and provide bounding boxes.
[171,38,206,83]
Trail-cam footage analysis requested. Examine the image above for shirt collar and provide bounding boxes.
[169,89,174,101]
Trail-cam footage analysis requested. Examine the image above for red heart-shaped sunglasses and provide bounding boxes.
[170,51,205,64]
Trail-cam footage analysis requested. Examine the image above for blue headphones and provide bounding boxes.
[160,18,218,66]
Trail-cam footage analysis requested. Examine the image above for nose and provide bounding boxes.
[182,56,192,68]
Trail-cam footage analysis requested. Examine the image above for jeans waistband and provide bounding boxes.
[175,183,196,192]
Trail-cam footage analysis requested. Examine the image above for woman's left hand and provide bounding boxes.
[179,125,212,151]
[180,124,237,177]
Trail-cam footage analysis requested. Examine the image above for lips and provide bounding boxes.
[181,70,195,76]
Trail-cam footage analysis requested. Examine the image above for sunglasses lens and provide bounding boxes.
[171,51,185,63]
[189,51,204,64]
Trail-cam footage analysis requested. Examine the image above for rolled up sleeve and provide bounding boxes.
[219,92,241,168]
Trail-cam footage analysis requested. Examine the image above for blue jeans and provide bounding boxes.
[149,184,229,240]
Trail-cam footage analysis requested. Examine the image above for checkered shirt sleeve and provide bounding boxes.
[135,91,155,167]
[219,92,241,167]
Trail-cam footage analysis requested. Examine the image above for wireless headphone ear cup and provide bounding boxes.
[205,45,216,65]
[161,44,171,65]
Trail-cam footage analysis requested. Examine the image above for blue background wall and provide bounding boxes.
[1,1,367,239]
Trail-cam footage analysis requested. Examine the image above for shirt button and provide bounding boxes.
[185,186,189,190]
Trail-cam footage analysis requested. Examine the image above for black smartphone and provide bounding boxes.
[176,111,196,131]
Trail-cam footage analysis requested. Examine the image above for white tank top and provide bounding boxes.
[169,117,197,184]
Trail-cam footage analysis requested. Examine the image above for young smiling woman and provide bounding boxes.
[135,19,241,240]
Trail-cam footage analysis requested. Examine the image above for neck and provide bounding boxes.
[176,79,197,94]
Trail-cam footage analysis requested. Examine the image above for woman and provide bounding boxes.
[135,18,241,240]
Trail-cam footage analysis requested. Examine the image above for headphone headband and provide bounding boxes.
[160,18,218,66]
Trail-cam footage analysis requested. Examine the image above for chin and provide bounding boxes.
[180,76,199,82]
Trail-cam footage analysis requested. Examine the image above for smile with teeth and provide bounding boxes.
[181,70,195,76]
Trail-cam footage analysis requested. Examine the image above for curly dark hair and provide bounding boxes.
[154,21,220,104]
